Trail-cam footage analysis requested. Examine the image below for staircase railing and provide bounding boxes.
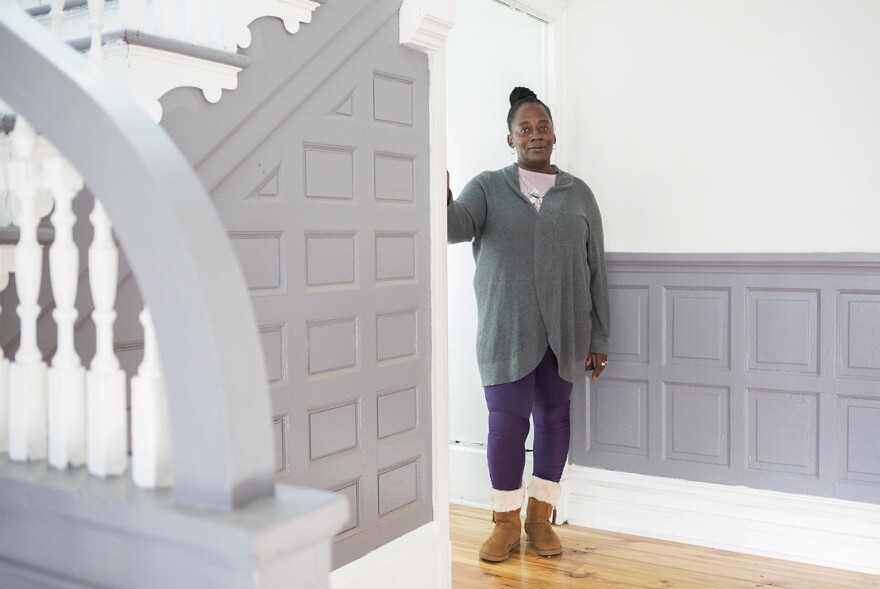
[0,3,347,587]
[24,0,320,52]
[1,0,273,510]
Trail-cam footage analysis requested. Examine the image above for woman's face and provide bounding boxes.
[508,103,556,173]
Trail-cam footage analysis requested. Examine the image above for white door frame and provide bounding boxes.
[400,2,569,587]
[399,3,456,587]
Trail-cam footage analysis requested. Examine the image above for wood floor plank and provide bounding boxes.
[450,504,880,589]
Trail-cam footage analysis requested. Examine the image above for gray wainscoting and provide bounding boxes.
[570,253,880,504]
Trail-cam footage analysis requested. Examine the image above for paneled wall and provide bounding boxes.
[159,0,432,567]
[571,254,880,504]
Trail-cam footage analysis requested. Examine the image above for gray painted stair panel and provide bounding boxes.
[159,0,432,568]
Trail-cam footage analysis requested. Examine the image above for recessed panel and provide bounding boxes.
[374,154,414,202]
[608,286,649,364]
[304,145,354,200]
[375,234,416,282]
[838,397,880,484]
[306,233,356,287]
[748,290,818,374]
[378,460,418,516]
[308,317,357,375]
[377,387,417,439]
[310,401,358,460]
[229,232,284,294]
[376,311,417,362]
[747,389,817,476]
[665,288,730,369]
[373,73,414,126]
[590,379,647,456]
[273,417,285,473]
[335,481,360,535]
[839,293,880,379]
[248,166,280,199]
[260,323,287,384]
[333,91,355,117]
[665,383,729,465]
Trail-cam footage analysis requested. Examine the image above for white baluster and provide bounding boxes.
[86,200,127,477]
[8,118,47,462]
[183,0,197,43]
[0,281,7,456]
[204,0,224,49]
[0,148,7,455]
[0,133,7,455]
[45,152,86,469]
[119,0,148,33]
[132,307,173,488]
[87,0,105,66]
[152,0,178,39]
[49,0,65,38]
[0,130,11,227]
[184,0,214,46]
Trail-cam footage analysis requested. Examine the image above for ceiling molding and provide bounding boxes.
[399,0,455,53]
[495,0,567,23]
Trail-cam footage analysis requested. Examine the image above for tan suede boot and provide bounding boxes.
[479,487,524,562]
[524,497,562,556]
[479,509,522,562]
[525,476,563,557]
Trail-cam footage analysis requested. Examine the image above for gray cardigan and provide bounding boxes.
[447,164,610,386]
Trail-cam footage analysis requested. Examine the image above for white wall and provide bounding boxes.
[446,0,546,445]
[565,0,880,253]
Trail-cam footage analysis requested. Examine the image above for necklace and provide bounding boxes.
[519,174,551,212]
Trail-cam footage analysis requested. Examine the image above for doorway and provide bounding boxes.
[446,0,552,507]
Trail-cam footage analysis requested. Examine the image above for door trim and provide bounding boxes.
[399,2,455,588]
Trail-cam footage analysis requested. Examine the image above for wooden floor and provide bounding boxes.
[450,504,880,589]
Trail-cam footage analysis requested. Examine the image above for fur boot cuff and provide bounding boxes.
[528,475,561,507]
[489,486,525,513]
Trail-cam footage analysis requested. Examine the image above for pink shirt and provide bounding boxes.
[518,168,557,211]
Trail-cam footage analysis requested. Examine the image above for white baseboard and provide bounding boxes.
[448,442,495,510]
[567,466,880,576]
[330,521,446,589]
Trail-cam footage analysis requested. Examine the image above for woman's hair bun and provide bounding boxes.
[509,86,537,106]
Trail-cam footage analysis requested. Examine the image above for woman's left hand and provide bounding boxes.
[586,352,608,381]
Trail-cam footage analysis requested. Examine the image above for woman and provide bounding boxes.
[447,87,610,562]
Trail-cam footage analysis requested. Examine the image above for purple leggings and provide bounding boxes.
[484,348,573,491]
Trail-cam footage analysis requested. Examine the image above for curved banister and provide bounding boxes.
[0,2,274,509]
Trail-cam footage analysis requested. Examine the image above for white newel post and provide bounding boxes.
[7,118,47,462]
[46,153,86,469]
[86,200,127,477]
[131,307,173,488]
